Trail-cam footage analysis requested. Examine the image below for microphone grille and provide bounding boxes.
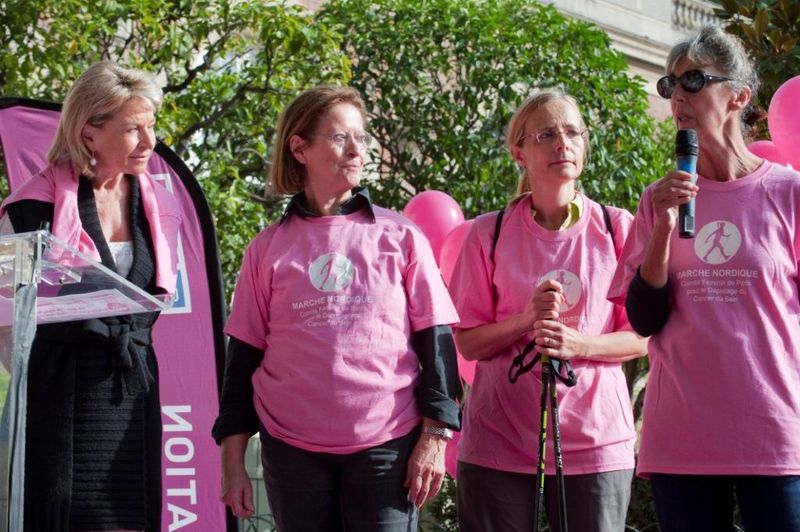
[676,128,698,155]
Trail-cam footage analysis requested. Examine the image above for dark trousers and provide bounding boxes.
[457,461,632,532]
[259,427,419,532]
[650,473,800,532]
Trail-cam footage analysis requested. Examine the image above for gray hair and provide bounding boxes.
[667,25,760,131]
[47,61,163,177]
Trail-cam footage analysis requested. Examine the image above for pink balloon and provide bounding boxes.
[403,191,465,260]
[438,220,474,286]
[768,76,800,167]
[444,430,461,478]
[436,220,478,384]
[457,351,476,385]
[748,140,793,167]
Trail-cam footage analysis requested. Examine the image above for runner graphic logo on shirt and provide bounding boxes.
[309,252,355,291]
[694,220,741,265]
[538,269,581,312]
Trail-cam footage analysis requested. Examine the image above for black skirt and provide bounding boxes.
[23,317,162,532]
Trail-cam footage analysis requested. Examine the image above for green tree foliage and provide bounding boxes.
[1,0,672,298]
[319,0,672,216]
[0,0,351,296]
[714,0,800,112]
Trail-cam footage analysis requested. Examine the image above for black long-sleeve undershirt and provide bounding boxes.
[625,267,672,337]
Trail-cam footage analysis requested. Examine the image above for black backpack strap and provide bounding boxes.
[490,207,505,264]
[600,204,614,241]
[489,208,505,306]
[600,204,618,256]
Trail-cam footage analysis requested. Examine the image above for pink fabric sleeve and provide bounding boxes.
[607,206,635,331]
[404,226,459,331]
[448,213,498,331]
[224,235,272,350]
[608,186,656,306]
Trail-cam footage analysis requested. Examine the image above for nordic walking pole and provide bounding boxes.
[549,357,568,532]
[533,356,550,532]
[509,341,576,532]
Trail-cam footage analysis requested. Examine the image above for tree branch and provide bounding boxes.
[162,32,234,93]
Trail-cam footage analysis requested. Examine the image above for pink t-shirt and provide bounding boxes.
[225,206,459,454]
[450,194,636,475]
[609,161,800,476]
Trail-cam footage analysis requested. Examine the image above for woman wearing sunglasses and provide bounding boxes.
[449,88,647,532]
[610,25,800,531]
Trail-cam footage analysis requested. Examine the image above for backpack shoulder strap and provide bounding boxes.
[600,204,617,254]
[490,207,505,264]
[489,207,505,306]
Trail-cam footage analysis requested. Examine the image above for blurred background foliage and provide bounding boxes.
[0,0,673,300]
[714,0,800,107]
[319,0,672,217]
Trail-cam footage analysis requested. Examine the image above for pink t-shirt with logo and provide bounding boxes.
[609,161,800,476]
[450,194,636,475]
[225,207,459,454]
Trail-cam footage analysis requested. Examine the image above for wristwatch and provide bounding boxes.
[422,425,454,440]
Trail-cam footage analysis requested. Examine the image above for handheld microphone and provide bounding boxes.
[676,129,699,239]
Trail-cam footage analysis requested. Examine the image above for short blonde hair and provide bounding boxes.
[506,88,588,196]
[47,60,163,177]
[270,85,366,195]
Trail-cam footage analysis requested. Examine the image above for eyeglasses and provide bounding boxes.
[521,126,587,146]
[656,69,736,99]
[311,132,372,148]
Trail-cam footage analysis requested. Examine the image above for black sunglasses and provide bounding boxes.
[656,69,736,99]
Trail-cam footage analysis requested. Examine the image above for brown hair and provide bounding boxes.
[269,85,367,195]
[47,60,162,177]
[506,88,588,196]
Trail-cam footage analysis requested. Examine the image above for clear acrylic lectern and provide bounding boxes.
[0,230,173,531]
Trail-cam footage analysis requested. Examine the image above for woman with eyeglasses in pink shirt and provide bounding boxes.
[212,85,461,532]
[450,88,647,532]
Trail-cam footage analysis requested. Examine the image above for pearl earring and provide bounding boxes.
[89,153,97,166]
